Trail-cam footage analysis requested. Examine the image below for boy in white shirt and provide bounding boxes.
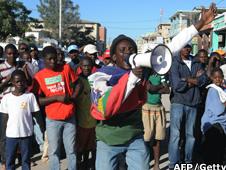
[0,70,40,170]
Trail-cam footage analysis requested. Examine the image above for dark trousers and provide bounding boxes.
[0,113,8,164]
[202,123,226,165]
[6,137,31,170]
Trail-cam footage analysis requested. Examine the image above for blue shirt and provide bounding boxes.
[201,87,226,134]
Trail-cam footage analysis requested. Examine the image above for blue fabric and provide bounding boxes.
[201,87,226,134]
[95,137,150,170]
[168,103,197,168]
[33,116,44,152]
[6,137,32,170]
[169,55,208,106]
[46,116,76,170]
[98,66,128,86]
[68,61,79,71]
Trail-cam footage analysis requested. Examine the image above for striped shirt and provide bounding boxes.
[0,61,16,101]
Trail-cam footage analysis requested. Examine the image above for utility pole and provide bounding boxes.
[59,0,62,47]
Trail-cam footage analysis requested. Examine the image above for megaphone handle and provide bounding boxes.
[142,68,151,86]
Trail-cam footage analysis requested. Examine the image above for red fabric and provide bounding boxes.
[105,75,146,119]
[90,73,147,120]
[33,64,77,120]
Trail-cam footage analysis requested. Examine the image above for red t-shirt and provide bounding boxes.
[34,64,77,120]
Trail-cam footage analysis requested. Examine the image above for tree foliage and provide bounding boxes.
[37,0,78,42]
[64,25,96,47]
[37,0,96,46]
[0,0,33,41]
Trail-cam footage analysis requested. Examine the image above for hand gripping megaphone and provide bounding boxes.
[126,44,173,75]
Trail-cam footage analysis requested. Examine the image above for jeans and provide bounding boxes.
[0,113,8,164]
[96,137,150,170]
[33,115,44,152]
[6,137,31,170]
[46,116,76,170]
[168,103,197,168]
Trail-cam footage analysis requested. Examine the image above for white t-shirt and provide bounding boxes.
[0,92,40,138]
[183,59,192,70]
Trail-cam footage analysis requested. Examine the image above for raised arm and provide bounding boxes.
[167,3,217,55]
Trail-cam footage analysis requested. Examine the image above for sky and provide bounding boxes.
[20,0,225,43]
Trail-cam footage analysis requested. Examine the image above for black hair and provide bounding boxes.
[4,44,17,52]
[210,67,223,77]
[11,69,26,81]
[19,42,28,48]
[110,34,137,57]
[197,49,208,57]
[80,57,93,66]
[0,46,3,53]
[42,46,57,58]
[183,44,192,49]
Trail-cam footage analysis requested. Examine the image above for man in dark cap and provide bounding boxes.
[88,4,217,170]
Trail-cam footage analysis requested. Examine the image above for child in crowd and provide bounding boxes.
[142,71,169,170]
[201,68,226,165]
[0,44,18,170]
[20,51,39,77]
[76,57,96,170]
[207,52,222,77]
[32,46,78,170]
[0,70,40,170]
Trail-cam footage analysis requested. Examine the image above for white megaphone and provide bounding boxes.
[127,44,173,75]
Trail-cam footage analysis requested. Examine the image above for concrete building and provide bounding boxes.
[136,32,161,53]
[212,12,226,51]
[137,23,170,53]
[169,10,200,54]
[169,8,226,54]
[157,23,171,44]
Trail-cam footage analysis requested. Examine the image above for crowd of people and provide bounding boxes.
[0,3,225,170]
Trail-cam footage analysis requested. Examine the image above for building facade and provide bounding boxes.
[212,12,226,51]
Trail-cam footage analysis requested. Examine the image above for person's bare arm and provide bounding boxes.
[194,3,217,31]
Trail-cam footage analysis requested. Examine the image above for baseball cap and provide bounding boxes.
[102,49,110,59]
[83,44,98,54]
[215,49,225,56]
[67,44,79,53]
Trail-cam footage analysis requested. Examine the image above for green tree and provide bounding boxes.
[65,25,96,47]
[37,0,80,43]
[0,0,33,41]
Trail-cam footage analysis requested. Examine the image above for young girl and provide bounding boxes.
[0,70,40,170]
[201,68,226,165]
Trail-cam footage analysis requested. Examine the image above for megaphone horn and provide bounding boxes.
[128,44,173,75]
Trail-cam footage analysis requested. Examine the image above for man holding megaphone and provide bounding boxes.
[88,4,217,170]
